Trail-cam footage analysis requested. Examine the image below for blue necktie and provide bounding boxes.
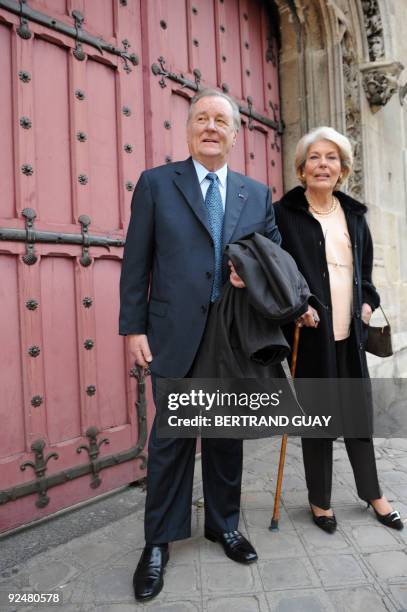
[205,173,224,302]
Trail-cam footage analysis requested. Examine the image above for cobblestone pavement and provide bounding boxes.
[1,437,407,612]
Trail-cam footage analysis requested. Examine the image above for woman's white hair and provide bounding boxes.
[295,126,354,187]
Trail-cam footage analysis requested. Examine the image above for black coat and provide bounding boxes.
[191,278,289,379]
[274,186,380,380]
[188,234,306,439]
[191,234,298,379]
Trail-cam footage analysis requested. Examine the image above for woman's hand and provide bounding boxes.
[296,305,320,328]
[228,261,246,289]
[361,303,373,325]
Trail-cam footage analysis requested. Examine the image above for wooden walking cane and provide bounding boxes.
[269,324,301,531]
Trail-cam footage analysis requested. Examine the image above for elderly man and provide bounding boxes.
[119,88,281,602]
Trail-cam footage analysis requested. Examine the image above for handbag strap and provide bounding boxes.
[379,305,391,326]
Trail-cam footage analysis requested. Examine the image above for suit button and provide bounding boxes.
[359,343,363,350]
[322,272,326,279]
[206,271,212,279]
[201,305,208,314]
[354,278,358,285]
[319,240,322,246]
[356,311,361,318]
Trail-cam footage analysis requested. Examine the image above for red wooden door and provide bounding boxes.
[0,0,148,533]
[0,0,283,533]
[141,0,283,193]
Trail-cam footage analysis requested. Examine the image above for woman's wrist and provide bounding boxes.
[361,303,372,324]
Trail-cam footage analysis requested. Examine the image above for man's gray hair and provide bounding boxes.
[188,88,241,132]
[295,126,354,186]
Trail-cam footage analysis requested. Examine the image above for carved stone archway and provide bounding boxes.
[275,0,404,200]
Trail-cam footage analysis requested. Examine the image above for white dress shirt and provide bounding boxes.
[192,159,227,211]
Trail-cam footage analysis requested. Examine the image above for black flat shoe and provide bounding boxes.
[367,502,404,531]
[310,506,337,534]
[133,545,169,602]
[205,529,258,564]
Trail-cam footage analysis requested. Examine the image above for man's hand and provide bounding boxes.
[228,261,246,289]
[361,303,373,325]
[128,334,152,368]
[296,305,319,328]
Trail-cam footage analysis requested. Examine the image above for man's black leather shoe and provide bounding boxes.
[133,545,169,602]
[205,529,258,564]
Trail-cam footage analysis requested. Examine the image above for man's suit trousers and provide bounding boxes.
[144,377,243,544]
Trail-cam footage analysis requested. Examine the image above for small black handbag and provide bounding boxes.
[366,306,393,357]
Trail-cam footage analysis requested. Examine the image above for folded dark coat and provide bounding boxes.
[191,233,309,379]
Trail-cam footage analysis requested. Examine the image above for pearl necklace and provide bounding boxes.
[306,193,338,216]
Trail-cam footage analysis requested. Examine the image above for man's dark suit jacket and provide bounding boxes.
[119,156,281,377]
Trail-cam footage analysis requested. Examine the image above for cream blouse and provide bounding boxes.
[311,204,353,341]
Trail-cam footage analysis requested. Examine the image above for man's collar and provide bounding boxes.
[192,159,228,188]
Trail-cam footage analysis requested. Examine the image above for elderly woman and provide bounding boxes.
[273,126,403,533]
